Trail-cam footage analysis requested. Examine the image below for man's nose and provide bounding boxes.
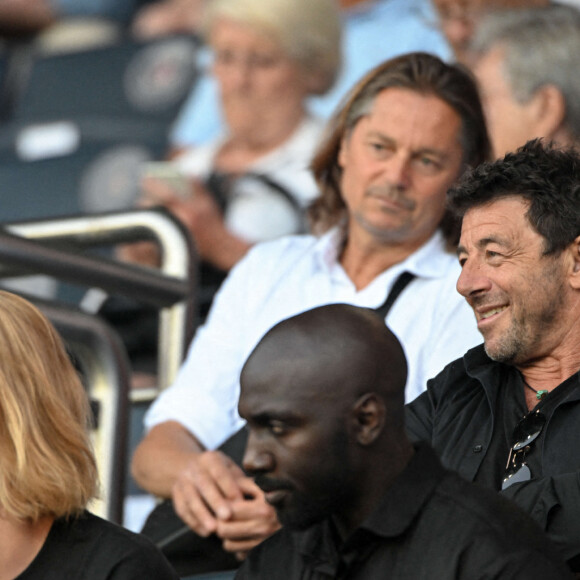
[383,155,411,190]
[456,258,492,298]
[242,432,275,475]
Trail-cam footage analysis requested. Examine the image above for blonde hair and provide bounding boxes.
[0,291,98,522]
[203,0,342,95]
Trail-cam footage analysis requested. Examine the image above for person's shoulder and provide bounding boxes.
[406,346,485,417]
[433,471,522,526]
[434,473,540,546]
[428,345,486,388]
[73,511,148,542]
[241,233,320,268]
[296,115,326,141]
[69,512,179,579]
[220,234,321,298]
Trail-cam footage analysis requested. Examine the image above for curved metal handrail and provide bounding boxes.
[2,207,196,391]
[0,208,197,523]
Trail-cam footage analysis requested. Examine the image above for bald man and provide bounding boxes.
[236,304,572,579]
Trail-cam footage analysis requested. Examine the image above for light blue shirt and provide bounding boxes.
[170,0,451,147]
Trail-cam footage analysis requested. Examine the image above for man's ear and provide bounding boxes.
[569,236,580,288]
[529,84,566,141]
[351,393,385,446]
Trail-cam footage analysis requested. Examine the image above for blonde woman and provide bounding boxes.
[0,290,178,580]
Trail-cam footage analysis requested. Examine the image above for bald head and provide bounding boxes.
[239,304,411,532]
[240,304,408,433]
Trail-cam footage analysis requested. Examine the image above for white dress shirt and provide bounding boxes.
[145,228,482,450]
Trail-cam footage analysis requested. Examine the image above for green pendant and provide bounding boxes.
[536,389,548,400]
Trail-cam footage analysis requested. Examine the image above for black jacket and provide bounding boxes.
[406,345,580,570]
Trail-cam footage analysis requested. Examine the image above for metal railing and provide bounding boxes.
[2,207,196,392]
[0,208,197,522]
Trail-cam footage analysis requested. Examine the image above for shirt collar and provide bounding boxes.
[296,442,447,561]
[397,230,454,280]
[313,227,454,281]
[358,442,447,538]
[313,227,345,272]
[463,345,580,406]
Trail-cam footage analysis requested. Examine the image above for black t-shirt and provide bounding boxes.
[16,511,179,580]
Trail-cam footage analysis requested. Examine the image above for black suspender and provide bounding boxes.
[374,271,416,319]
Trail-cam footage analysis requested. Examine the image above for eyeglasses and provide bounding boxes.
[213,48,285,72]
[502,410,546,491]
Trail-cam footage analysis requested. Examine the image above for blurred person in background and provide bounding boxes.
[432,0,549,64]
[469,4,580,159]
[123,0,341,281]
[171,0,451,148]
[0,290,178,580]
[0,0,153,39]
[132,0,207,38]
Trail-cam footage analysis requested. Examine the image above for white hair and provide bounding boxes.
[203,0,342,95]
[471,5,580,140]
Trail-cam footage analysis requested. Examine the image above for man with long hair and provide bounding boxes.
[132,52,490,572]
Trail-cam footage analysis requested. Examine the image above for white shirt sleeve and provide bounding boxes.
[143,240,293,450]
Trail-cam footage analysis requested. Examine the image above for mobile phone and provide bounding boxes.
[141,161,191,199]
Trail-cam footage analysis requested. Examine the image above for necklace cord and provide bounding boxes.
[522,379,549,401]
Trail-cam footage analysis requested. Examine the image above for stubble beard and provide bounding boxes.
[484,263,566,365]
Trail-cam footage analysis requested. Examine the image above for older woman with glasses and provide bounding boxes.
[127,0,341,281]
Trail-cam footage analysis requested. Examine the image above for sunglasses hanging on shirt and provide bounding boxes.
[502,410,546,490]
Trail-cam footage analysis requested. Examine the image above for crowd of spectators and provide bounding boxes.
[2,1,580,579]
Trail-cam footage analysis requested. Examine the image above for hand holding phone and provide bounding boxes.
[141,161,191,201]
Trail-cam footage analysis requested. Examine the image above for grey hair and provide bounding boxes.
[471,5,580,141]
[202,0,342,95]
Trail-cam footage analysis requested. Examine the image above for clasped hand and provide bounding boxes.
[172,450,280,560]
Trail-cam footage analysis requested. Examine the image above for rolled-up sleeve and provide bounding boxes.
[144,240,294,450]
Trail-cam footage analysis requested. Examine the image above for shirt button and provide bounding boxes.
[473,445,483,453]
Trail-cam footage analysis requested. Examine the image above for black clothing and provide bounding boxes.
[140,428,248,576]
[141,499,240,576]
[17,511,179,580]
[406,345,580,571]
[235,444,572,579]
